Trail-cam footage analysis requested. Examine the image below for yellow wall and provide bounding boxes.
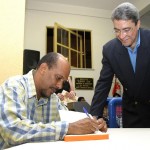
[0,0,25,84]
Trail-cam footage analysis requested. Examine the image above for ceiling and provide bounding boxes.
[30,0,132,10]
[29,0,150,28]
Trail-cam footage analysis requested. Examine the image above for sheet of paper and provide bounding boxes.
[59,110,88,123]
[59,110,109,136]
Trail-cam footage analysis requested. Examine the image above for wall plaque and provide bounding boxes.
[75,78,94,90]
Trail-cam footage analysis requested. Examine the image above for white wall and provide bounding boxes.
[25,1,114,104]
[132,0,150,29]
[24,0,150,104]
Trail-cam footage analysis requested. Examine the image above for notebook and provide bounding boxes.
[59,110,109,141]
[64,132,109,141]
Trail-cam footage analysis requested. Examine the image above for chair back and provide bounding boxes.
[108,97,122,128]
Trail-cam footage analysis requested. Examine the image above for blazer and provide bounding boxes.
[90,28,150,127]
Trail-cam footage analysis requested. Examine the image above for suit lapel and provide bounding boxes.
[115,45,135,84]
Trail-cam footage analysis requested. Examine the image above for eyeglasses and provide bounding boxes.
[114,27,133,36]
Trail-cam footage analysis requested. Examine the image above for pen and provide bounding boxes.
[83,107,100,133]
[83,107,93,119]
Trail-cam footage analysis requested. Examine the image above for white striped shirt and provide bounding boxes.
[0,70,69,149]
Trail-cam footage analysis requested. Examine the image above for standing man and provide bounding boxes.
[0,52,107,149]
[90,2,150,128]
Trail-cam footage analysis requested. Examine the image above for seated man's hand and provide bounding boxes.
[97,118,107,132]
[67,117,107,135]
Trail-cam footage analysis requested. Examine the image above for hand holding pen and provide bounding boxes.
[83,107,107,132]
[83,107,94,119]
[67,107,107,135]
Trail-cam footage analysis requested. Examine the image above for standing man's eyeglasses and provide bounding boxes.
[114,27,133,36]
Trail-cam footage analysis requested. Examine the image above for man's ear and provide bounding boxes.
[39,63,47,75]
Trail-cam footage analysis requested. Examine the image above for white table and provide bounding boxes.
[8,128,150,150]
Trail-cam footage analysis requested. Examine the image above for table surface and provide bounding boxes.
[8,128,150,150]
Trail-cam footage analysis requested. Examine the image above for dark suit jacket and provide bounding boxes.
[90,28,150,127]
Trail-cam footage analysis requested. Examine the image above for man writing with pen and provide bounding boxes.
[0,52,107,150]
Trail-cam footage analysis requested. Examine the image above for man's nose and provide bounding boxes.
[118,31,126,39]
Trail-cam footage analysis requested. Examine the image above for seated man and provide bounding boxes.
[0,52,107,149]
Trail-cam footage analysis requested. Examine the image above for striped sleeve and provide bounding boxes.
[0,79,69,149]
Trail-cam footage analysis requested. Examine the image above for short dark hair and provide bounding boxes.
[36,52,61,69]
[111,2,140,25]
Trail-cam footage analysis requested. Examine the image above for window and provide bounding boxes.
[47,23,92,68]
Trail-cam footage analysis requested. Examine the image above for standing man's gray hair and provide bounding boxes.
[111,2,140,25]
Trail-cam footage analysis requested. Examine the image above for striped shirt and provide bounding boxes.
[0,70,69,149]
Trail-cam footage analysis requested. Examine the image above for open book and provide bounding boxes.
[59,110,109,141]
